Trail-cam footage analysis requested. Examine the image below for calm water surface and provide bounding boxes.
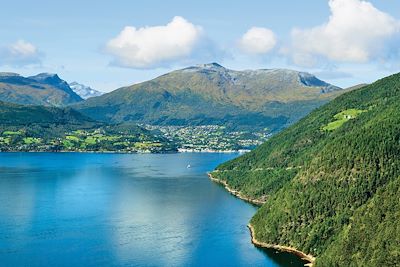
[0,153,306,267]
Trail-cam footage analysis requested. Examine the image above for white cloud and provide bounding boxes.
[238,27,277,55]
[10,40,38,56]
[291,0,400,65]
[0,40,42,67]
[105,16,204,68]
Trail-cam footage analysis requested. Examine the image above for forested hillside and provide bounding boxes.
[211,73,400,265]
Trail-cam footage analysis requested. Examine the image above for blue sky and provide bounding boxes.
[1,0,400,92]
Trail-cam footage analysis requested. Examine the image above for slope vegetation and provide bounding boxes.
[211,73,400,265]
[0,101,174,152]
[75,63,344,131]
[0,100,93,125]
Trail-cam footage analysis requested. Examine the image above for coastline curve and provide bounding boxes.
[208,172,315,267]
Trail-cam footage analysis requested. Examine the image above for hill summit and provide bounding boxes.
[75,63,344,131]
[0,72,82,106]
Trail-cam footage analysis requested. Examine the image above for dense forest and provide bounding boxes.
[211,73,400,265]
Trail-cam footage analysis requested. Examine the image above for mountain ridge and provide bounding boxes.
[0,72,83,106]
[75,63,345,131]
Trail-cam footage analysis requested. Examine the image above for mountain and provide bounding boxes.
[69,81,104,99]
[75,63,345,131]
[210,73,400,265]
[0,72,83,106]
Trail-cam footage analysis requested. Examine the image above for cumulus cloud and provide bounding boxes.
[238,27,277,55]
[0,40,42,67]
[105,16,204,68]
[290,0,400,66]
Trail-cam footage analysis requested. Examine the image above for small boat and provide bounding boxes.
[187,164,191,168]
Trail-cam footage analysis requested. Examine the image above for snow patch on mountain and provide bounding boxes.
[69,82,104,99]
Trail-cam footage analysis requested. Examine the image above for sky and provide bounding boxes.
[0,0,400,92]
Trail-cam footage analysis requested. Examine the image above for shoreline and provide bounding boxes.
[0,150,243,154]
[207,172,266,206]
[248,224,315,267]
[0,150,174,154]
[208,172,315,266]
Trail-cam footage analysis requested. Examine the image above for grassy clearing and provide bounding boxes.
[3,130,22,135]
[0,137,10,144]
[84,136,97,145]
[322,109,367,131]
[23,137,41,145]
[66,135,80,142]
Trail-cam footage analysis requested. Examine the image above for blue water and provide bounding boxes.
[0,153,306,267]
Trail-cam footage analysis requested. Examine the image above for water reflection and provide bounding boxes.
[0,153,306,267]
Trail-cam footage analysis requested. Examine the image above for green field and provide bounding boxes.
[0,127,176,153]
[0,100,176,153]
[322,108,367,131]
[23,137,41,145]
[3,130,22,136]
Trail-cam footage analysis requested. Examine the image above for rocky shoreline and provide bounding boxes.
[248,224,315,266]
[207,172,266,206]
[208,172,315,266]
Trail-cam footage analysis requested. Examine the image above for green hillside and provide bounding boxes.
[210,73,400,265]
[0,100,93,125]
[0,72,82,106]
[0,101,175,153]
[75,63,345,131]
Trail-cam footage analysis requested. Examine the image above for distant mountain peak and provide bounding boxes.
[196,62,225,69]
[28,73,83,102]
[0,72,83,106]
[30,73,61,81]
[178,65,341,93]
[29,73,68,89]
[182,62,227,73]
[69,82,103,99]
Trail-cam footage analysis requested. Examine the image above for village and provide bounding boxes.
[145,125,271,152]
